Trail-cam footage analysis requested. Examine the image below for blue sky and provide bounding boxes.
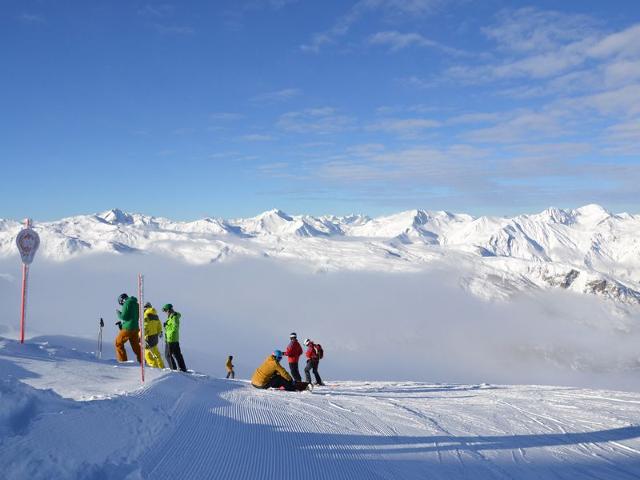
[1,0,639,220]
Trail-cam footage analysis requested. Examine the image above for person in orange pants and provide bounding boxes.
[115,293,142,363]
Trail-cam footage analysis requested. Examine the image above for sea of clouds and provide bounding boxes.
[1,253,639,391]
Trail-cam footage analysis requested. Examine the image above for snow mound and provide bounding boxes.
[2,336,640,479]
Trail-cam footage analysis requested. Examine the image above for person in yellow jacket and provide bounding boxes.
[251,350,295,390]
[226,355,235,379]
[143,302,165,369]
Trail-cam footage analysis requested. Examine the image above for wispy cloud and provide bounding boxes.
[138,4,174,18]
[154,24,195,35]
[277,107,354,134]
[250,88,301,104]
[209,112,244,121]
[366,117,441,137]
[300,0,444,53]
[368,31,465,56]
[238,134,274,142]
[18,13,45,24]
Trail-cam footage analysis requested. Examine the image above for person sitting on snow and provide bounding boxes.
[115,293,142,363]
[143,302,165,369]
[162,303,187,372]
[251,350,295,390]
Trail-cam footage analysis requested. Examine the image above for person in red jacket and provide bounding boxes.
[284,332,303,382]
[304,338,324,386]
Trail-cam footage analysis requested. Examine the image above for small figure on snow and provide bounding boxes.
[304,338,324,386]
[143,302,165,369]
[115,293,142,363]
[284,332,303,382]
[162,303,188,372]
[226,355,235,379]
[251,350,295,391]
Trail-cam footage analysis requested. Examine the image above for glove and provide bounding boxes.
[115,321,122,330]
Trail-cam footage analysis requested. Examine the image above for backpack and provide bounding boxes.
[315,343,324,360]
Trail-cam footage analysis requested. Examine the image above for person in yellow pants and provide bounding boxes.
[143,302,165,369]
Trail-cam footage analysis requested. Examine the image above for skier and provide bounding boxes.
[162,303,187,372]
[284,332,303,382]
[304,338,324,386]
[143,302,165,369]
[251,350,295,390]
[226,355,235,379]
[115,293,142,363]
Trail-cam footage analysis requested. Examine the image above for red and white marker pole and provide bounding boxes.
[16,219,40,344]
[138,273,145,383]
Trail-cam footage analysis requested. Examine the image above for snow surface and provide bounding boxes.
[1,205,639,308]
[2,336,640,479]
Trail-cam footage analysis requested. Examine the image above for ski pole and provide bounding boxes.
[97,317,104,359]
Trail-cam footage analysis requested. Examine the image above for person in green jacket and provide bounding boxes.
[162,303,187,372]
[115,293,141,363]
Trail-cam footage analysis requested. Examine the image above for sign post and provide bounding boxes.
[16,219,40,344]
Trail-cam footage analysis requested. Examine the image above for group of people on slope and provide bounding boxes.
[250,332,324,391]
[115,293,188,372]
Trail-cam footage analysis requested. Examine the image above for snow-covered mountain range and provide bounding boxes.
[1,205,639,308]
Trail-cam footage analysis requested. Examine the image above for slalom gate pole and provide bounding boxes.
[19,263,28,344]
[138,274,145,383]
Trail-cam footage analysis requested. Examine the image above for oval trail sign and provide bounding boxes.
[16,228,40,265]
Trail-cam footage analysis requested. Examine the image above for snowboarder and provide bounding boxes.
[251,350,295,390]
[284,332,303,382]
[115,293,142,363]
[226,355,235,379]
[162,303,187,372]
[304,338,324,386]
[143,302,165,369]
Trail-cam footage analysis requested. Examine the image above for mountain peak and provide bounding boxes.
[257,209,292,221]
[97,208,134,225]
[573,204,610,218]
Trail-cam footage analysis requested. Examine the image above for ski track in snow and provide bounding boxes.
[2,339,640,479]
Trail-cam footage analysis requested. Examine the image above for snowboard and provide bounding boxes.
[278,381,312,392]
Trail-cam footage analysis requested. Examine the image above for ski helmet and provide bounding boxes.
[290,332,297,339]
[144,302,152,309]
[304,338,311,346]
[273,349,283,360]
[162,303,173,312]
[118,293,128,305]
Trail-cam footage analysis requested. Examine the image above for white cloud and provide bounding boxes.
[366,118,441,136]
[209,112,244,121]
[251,88,301,103]
[238,134,274,142]
[277,107,354,134]
[465,111,565,143]
[368,31,464,55]
[588,23,640,59]
[300,0,444,53]
[154,24,195,35]
[18,13,45,24]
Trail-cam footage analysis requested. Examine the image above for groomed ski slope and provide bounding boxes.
[2,337,640,479]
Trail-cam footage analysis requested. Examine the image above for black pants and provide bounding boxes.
[226,371,235,379]
[288,361,301,382]
[165,341,187,372]
[304,359,322,385]
[253,374,294,391]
